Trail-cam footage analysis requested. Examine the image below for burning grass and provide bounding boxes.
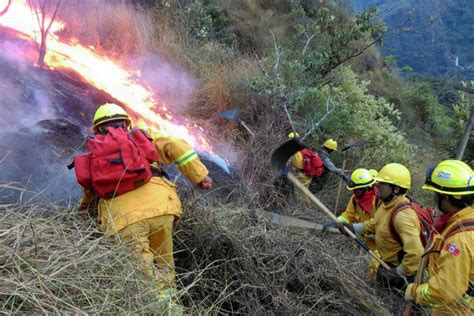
[0,195,397,314]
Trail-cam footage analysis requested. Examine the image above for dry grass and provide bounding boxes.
[0,199,395,314]
[0,204,170,314]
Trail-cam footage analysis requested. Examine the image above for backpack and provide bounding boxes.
[444,219,474,239]
[72,127,159,199]
[388,200,435,247]
[301,149,324,177]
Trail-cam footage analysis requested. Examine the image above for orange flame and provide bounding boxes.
[0,0,211,151]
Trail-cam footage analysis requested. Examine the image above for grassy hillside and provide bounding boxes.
[1,0,471,314]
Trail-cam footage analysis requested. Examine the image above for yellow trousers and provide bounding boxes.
[118,215,176,290]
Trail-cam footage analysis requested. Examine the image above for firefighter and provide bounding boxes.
[288,134,349,191]
[77,103,212,306]
[405,160,473,315]
[339,163,423,289]
[323,168,382,278]
[311,138,350,192]
[287,132,312,188]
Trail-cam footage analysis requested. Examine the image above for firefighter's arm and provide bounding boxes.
[77,189,98,214]
[323,157,350,183]
[152,134,210,186]
[408,233,473,307]
[337,196,356,224]
[394,209,424,276]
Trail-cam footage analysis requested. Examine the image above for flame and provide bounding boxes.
[0,0,211,151]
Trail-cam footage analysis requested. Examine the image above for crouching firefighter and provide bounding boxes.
[70,103,213,303]
[405,160,474,316]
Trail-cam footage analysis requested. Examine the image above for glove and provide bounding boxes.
[322,220,337,233]
[336,222,355,236]
[198,176,213,189]
[341,174,351,184]
[405,283,417,302]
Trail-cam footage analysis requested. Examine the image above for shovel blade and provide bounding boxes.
[271,139,305,171]
[341,140,368,152]
[218,109,241,122]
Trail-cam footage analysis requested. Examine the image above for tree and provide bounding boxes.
[0,0,11,16]
[27,0,61,67]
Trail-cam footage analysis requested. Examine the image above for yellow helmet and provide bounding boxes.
[323,139,338,151]
[422,160,473,195]
[93,103,131,131]
[368,169,378,178]
[288,131,300,139]
[375,163,411,189]
[347,168,376,190]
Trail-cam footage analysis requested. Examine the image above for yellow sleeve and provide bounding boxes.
[148,129,209,185]
[414,232,473,308]
[393,208,423,275]
[338,196,356,224]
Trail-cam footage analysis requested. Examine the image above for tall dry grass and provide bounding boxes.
[0,203,178,314]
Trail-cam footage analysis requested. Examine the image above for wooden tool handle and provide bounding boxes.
[287,172,391,270]
[334,158,347,212]
[239,121,255,137]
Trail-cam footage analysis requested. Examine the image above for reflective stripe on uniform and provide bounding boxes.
[463,293,473,305]
[420,284,440,307]
[337,215,349,224]
[174,150,197,167]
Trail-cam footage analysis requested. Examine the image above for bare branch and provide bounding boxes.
[255,55,272,82]
[301,98,340,141]
[44,0,61,37]
[0,0,11,16]
[26,0,62,67]
[270,29,281,76]
[302,32,317,55]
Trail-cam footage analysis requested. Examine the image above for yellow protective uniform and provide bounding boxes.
[338,195,380,277]
[407,206,474,315]
[363,195,423,276]
[79,129,209,290]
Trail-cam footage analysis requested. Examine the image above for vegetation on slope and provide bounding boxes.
[1,0,472,314]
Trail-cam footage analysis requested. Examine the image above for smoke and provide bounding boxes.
[133,54,198,114]
[0,0,236,203]
[0,44,57,131]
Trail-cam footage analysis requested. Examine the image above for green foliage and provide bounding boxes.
[308,67,416,165]
[289,5,387,82]
[157,0,237,45]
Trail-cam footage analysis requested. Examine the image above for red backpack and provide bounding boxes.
[300,149,324,177]
[72,127,158,199]
[388,200,435,247]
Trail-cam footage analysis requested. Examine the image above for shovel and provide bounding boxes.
[334,140,369,212]
[271,139,391,271]
[218,109,255,137]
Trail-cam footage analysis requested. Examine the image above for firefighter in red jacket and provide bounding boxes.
[77,103,212,305]
[405,160,473,315]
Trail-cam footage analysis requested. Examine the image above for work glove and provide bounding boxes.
[322,220,338,233]
[377,266,409,287]
[336,222,355,236]
[405,283,417,302]
[198,176,213,189]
